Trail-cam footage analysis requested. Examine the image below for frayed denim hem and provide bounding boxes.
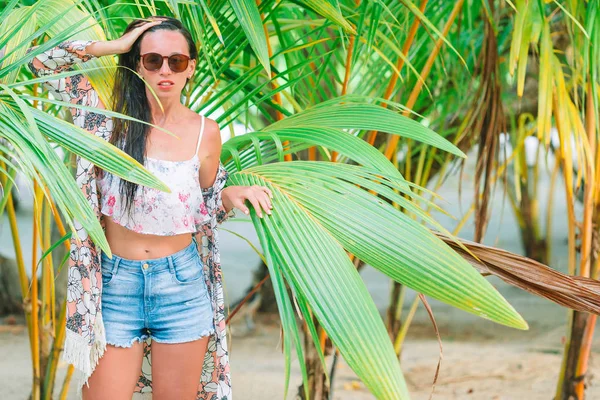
[106,335,149,348]
[149,328,215,344]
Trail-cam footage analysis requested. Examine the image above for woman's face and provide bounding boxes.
[137,29,196,99]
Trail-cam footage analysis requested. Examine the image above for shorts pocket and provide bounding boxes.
[101,255,118,287]
[171,255,203,285]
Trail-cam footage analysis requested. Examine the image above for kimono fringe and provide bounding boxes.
[63,312,107,397]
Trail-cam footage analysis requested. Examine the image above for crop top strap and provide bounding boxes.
[194,115,205,155]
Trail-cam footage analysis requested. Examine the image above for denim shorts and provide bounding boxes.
[100,238,215,348]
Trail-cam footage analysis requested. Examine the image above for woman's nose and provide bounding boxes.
[159,58,172,75]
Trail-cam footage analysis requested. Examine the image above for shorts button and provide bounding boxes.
[143,263,149,269]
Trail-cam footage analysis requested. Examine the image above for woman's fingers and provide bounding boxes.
[255,186,273,210]
[246,195,263,218]
[116,20,163,53]
[230,186,274,218]
[257,193,272,215]
[265,191,273,209]
[252,186,273,216]
[263,186,273,199]
[232,198,250,215]
[133,20,162,37]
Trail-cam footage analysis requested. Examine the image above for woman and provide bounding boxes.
[28,16,271,399]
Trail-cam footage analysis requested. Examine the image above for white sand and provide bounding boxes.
[1,314,598,399]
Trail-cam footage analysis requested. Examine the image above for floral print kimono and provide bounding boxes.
[27,40,233,399]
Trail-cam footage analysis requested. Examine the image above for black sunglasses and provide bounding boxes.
[140,53,191,73]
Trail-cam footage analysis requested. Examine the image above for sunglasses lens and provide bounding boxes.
[143,53,163,71]
[168,55,189,73]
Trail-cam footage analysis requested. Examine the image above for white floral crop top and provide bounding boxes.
[97,115,211,235]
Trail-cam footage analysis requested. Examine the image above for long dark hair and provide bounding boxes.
[110,16,198,216]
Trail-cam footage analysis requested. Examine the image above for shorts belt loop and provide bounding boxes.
[167,256,175,275]
[112,257,121,275]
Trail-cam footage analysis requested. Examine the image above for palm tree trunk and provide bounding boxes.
[556,80,599,400]
[557,311,595,399]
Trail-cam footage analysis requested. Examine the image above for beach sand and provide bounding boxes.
[1,312,598,399]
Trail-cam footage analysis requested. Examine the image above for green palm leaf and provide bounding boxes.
[0,93,110,253]
[33,0,116,108]
[229,0,271,75]
[254,219,311,399]
[297,0,356,34]
[0,4,37,84]
[228,159,527,398]
[222,126,406,181]
[250,161,527,328]
[230,169,411,399]
[264,96,466,158]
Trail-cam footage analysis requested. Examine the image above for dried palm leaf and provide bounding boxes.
[436,232,600,315]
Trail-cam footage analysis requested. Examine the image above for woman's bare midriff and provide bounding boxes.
[102,215,197,260]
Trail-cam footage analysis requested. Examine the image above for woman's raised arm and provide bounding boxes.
[27,40,97,77]
[26,19,162,106]
[26,40,102,107]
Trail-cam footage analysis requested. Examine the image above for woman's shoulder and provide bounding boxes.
[202,116,220,138]
[184,110,219,140]
[180,109,216,129]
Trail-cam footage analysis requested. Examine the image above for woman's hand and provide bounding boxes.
[86,19,164,57]
[113,19,164,54]
[222,185,273,218]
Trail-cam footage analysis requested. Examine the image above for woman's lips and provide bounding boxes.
[157,80,175,90]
